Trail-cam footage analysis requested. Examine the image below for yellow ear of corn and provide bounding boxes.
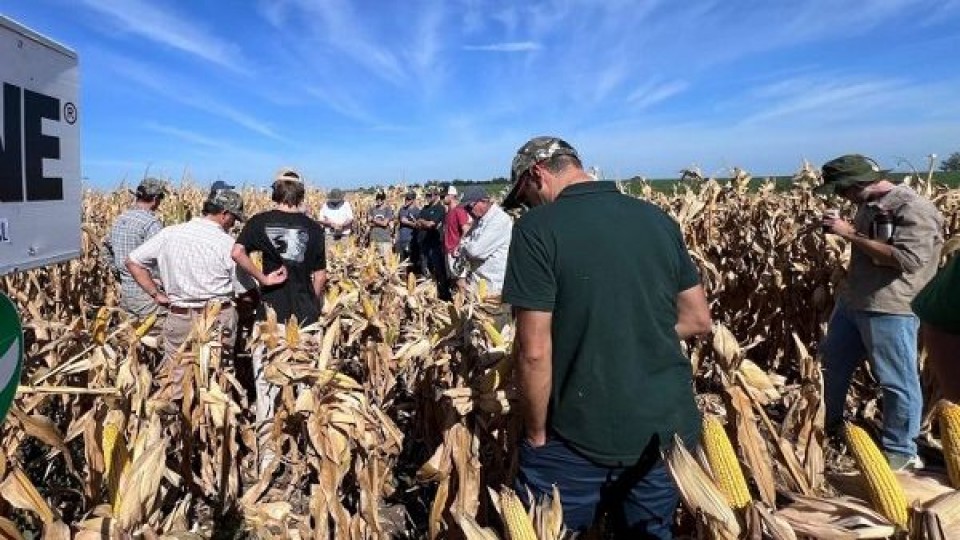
[701,415,752,510]
[102,421,131,512]
[361,295,377,319]
[939,401,960,488]
[472,356,515,393]
[250,251,263,272]
[500,488,537,540]
[92,306,110,345]
[134,313,157,338]
[482,320,505,348]
[845,423,909,528]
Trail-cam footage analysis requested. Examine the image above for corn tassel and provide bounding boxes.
[134,313,157,338]
[845,423,908,528]
[500,488,537,540]
[701,415,752,510]
[939,400,960,488]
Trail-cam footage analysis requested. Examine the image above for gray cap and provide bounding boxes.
[327,188,345,202]
[460,186,489,206]
[135,177,167,197]
[207,187,245,221]
[505,136,579,209]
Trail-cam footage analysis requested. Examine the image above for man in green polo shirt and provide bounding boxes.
[502,136,712,538]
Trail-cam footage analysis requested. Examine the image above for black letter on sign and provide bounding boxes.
[24,89,62,201]
[0,83,23,203]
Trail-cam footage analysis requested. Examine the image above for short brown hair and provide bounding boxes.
[272,179,305,206]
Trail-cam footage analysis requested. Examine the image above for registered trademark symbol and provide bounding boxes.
[63,102,77,124]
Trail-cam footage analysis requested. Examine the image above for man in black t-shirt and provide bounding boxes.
[416,187,448,297]
[231,167,326,472]
[233,169,326,325]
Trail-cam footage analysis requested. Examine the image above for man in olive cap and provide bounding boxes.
[106,177,167,317]
[817,154,943,470]
[318,188,354,247]
[501,136,712,536]
[127,185,274,399]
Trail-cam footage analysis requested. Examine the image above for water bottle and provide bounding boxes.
[872,210,894,243]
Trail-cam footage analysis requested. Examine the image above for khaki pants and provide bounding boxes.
[161,304,237,399]
[373,241,392,260]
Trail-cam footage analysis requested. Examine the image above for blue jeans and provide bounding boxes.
[821,301,921,457]
[516,437,678,539]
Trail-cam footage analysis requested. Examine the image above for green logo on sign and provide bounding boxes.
[0,292,23,422]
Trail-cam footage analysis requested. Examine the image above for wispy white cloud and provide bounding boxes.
[145,122,232,150]
[268,0,407,85]
[305,86,381,126]
[405,0,448,96]
[463,41,542,52]
[76,0,249,73]
[627,80,689,110]
[739,76,906,125]
[107,54,282,140]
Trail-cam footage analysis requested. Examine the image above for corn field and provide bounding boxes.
[1,167,959,539]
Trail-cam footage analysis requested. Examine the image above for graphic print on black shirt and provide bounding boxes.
[265,226,310,263]
[236,210,325,324]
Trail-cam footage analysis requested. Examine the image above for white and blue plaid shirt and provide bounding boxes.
[108,208,162,296]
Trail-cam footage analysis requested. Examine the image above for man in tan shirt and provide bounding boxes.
[817,154,943,470]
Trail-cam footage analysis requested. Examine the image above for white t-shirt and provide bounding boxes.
[319,202,354,235]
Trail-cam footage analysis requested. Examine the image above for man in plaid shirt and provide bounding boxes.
[107,178,166,317]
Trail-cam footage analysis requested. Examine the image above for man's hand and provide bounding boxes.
[525,431,548,447]
[822,216,856,238]
[153,292,171,306]
[264,266,288,286]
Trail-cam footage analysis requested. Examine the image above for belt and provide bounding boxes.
[168,300,233,315]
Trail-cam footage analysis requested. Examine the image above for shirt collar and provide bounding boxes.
[557,180,619,199]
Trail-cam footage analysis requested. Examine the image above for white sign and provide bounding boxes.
[0,16,81,275]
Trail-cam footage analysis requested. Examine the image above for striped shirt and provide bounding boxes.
[108,208,162,297]
[128,217,239,307]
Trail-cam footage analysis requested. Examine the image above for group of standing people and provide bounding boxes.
[108,169,324,469]
[369,185,513,300]
[103,139,958,538]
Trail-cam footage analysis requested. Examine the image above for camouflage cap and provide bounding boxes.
[504,136,579,209]
[207,187,245,221]
[815,154,890,194]
[135,177,167,197]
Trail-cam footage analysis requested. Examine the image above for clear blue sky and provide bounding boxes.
[3,0,959,189]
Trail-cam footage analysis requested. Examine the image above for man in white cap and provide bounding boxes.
[443,185,471,295]
[231,167,326,471]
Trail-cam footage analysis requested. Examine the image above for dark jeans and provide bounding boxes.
[420,241,449,299]
[516,436,677,539]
